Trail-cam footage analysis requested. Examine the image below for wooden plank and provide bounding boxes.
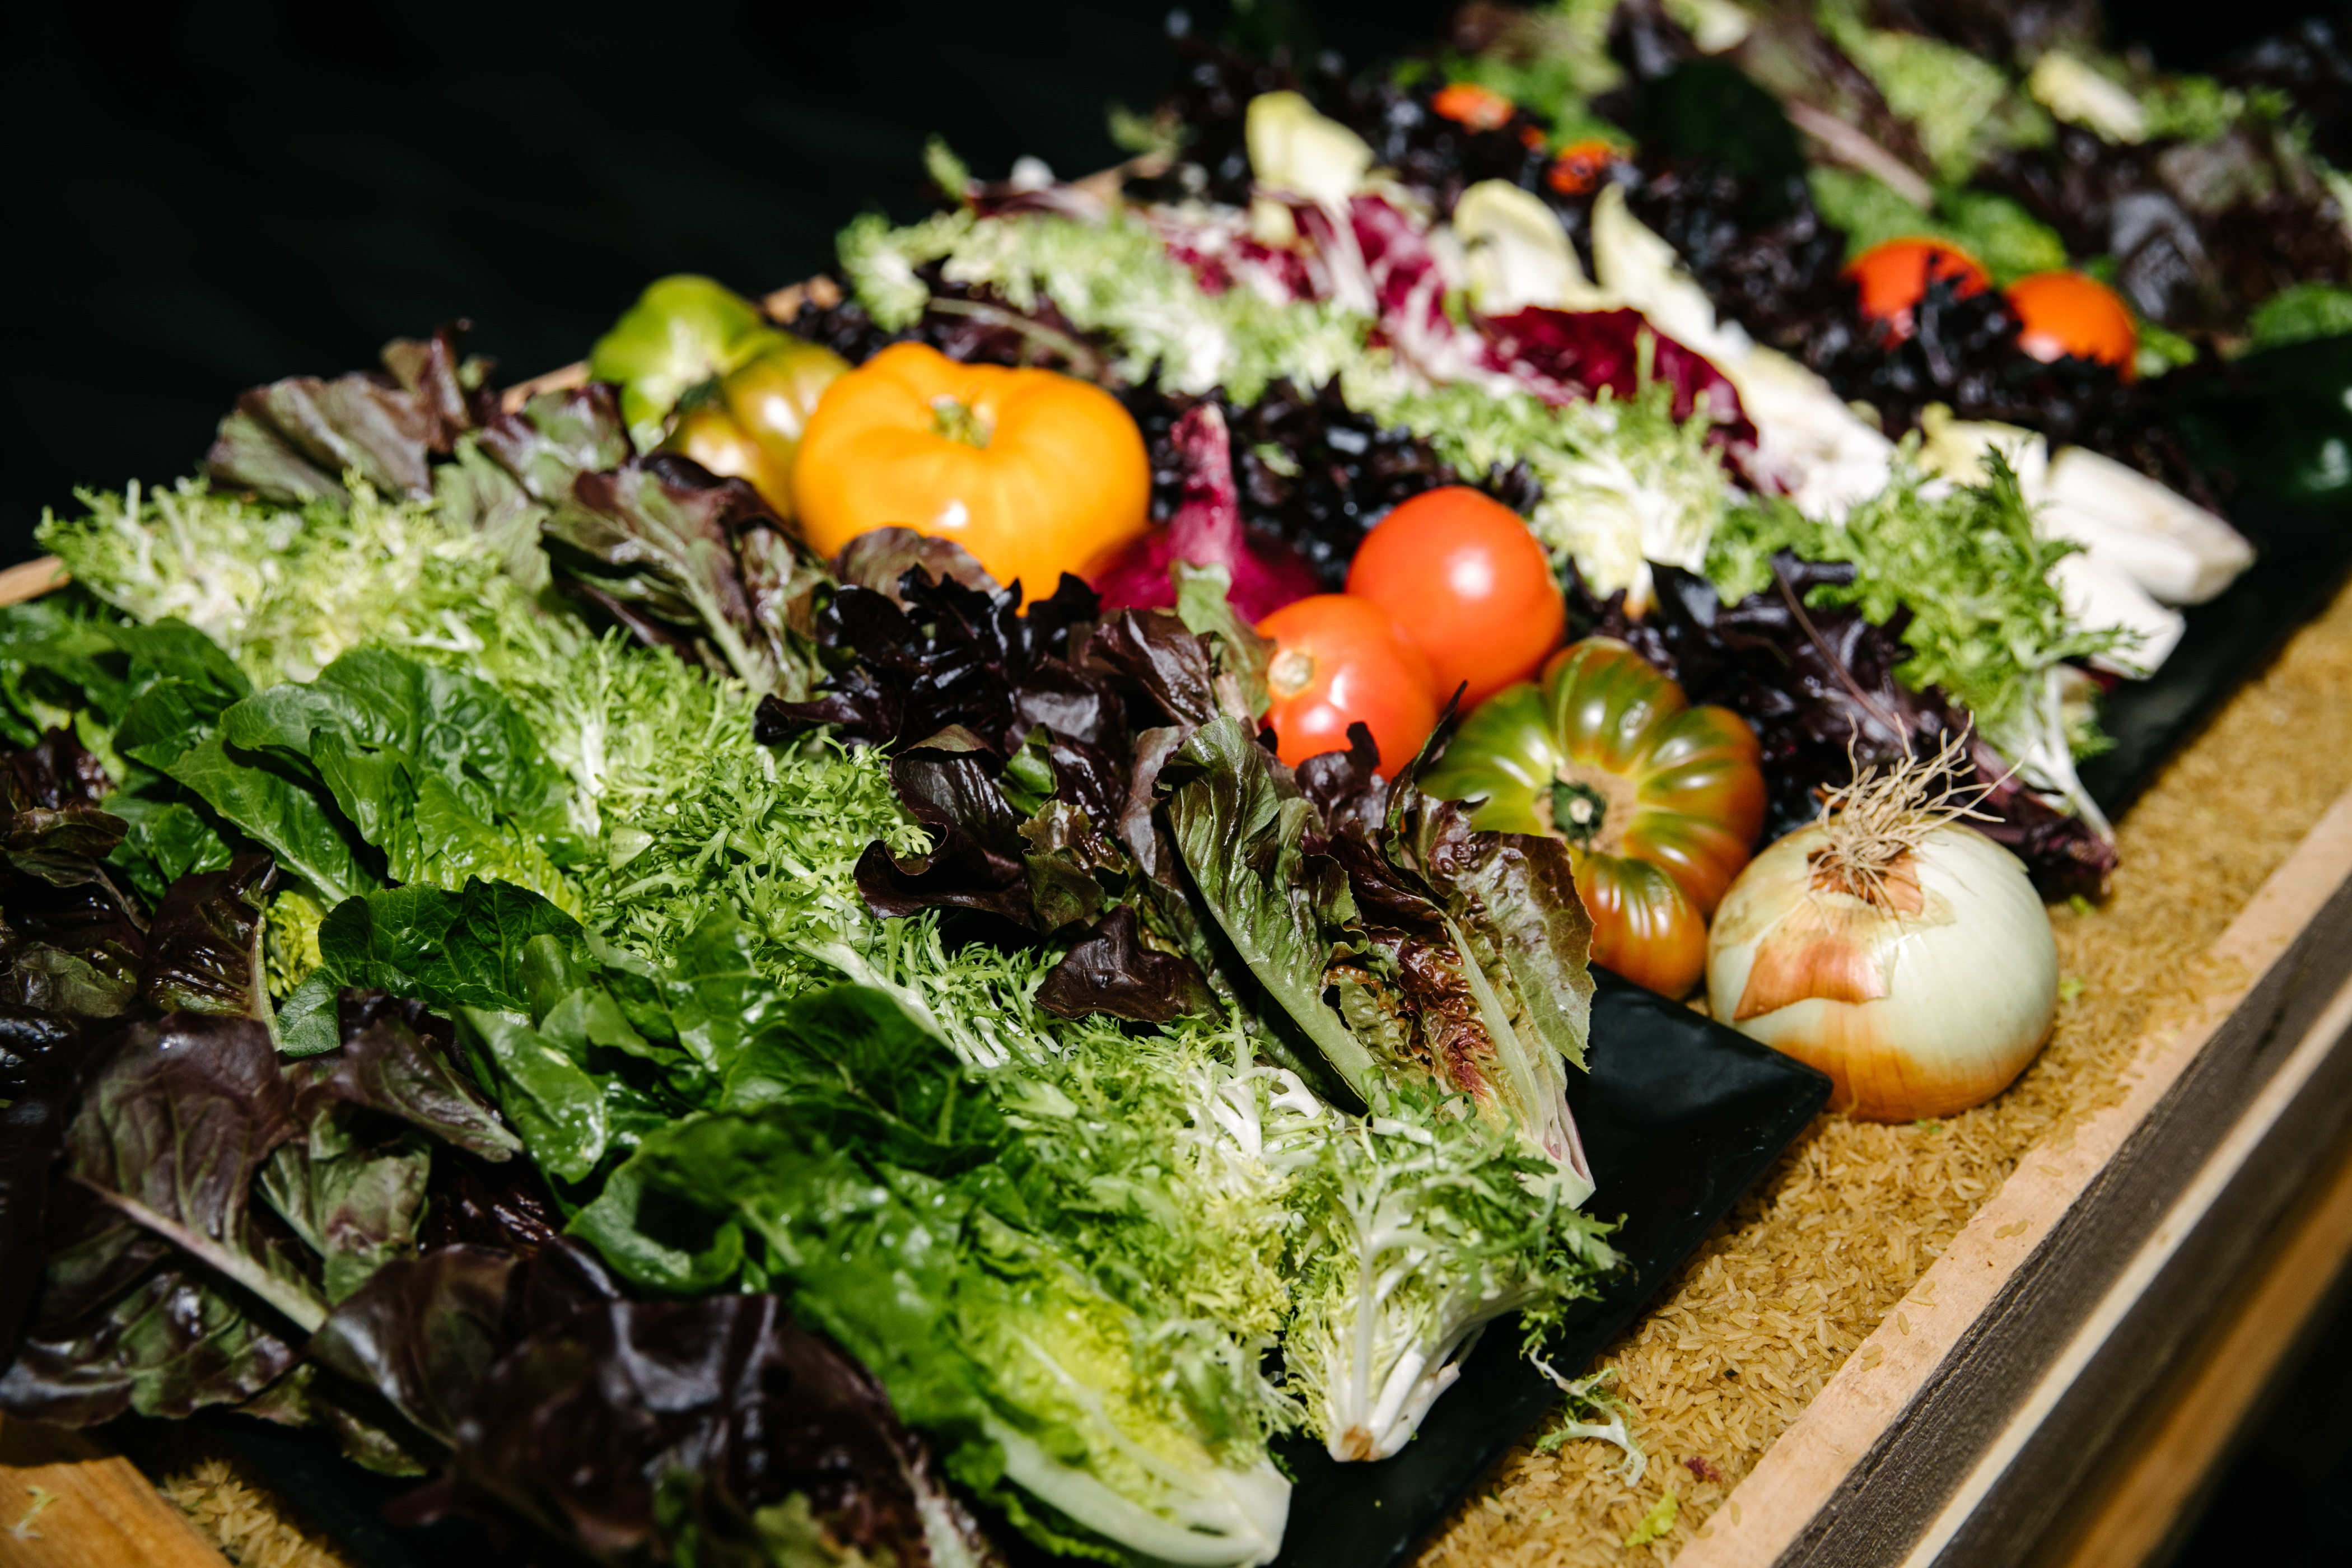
[1676,784,2352,1567]
[496,361,589,414]
[0,558,66,609]
[0,1417,227,1568]
[2036,1125,2352,1568]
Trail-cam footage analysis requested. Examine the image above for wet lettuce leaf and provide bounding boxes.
[1162,715,1377,1104]
[0,1014,312,1424]
[220,646,578,909]
[544,456,798,697]
[139,850,276,1018]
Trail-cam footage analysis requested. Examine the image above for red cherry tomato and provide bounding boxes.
[1546,139,1618,196]
[1345,486,1566,711]
[1431,82,1516,133]
[2005,270,2138,380]
[1256,596,1439,773]
[1844,239,1992,339]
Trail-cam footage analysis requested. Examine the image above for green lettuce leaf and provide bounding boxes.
[1162,715,1376,1105]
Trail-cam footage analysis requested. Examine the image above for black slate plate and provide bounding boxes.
[186,968,1830,1568]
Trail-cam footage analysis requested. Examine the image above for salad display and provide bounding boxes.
[3,4,2348,1566]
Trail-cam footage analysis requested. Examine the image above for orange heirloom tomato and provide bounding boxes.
[1257,595,1439,773]
[1421,637,1766,997]
[2005,270,2137,380]
[792,342,1152,596]
[1345,486,1564,710]
[1845,238,1991,340]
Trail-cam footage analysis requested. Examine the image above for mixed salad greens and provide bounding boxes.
[3,6,2349,1566]
[0,343,1621,1564]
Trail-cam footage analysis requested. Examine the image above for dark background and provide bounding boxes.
[1,0,2329,564]
[3,2,2348,1561]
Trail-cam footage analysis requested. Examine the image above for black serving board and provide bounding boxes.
[182,970,1830,1568]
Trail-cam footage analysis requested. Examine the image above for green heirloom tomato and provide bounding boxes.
[1421,637,1767,997]
[662,338,851,520]
[587,274,780,440]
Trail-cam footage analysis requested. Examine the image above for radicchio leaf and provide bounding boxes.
[1482,306,1762,477]
[1091,404,1322,623]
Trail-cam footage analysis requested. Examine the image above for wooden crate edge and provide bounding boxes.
[1673,785,2352,1566]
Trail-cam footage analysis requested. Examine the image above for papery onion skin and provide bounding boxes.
[1705,822,2057,1121]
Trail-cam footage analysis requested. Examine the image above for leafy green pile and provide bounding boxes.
[760,555,1624,1464]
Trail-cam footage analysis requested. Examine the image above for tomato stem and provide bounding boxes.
[928,395,993,448]
[1550,779,1609,851]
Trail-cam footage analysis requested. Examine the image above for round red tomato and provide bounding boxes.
[2005,270,2137,380]
[1845,239,1992,339]
[1346,486,1565,711]
[1256,596,1439,773]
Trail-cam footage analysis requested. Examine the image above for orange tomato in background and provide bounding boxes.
[1844,239,1992,339]
[2005,270,2138,379]
[1431,82,1516,132]
[792,342,1152,595]
[1546,139,1618,196]
[1256,595,1439,772]
[1345,486,1565,711]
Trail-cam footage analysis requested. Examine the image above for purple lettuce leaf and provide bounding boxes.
[1572,558,2117,890]
[203,325,489,505]
[137,850,274,1019]
[351,1240,999,1568]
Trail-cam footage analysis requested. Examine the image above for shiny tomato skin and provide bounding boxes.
[1256,595,1439,774]
[2005,270,2138,380]
[1346,487,1565,711]
[1845,239,1992,338]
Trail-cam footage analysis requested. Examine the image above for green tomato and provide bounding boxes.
[587,275,780,437]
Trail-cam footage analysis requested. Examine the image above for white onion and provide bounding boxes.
[1704,754,2059,1122]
